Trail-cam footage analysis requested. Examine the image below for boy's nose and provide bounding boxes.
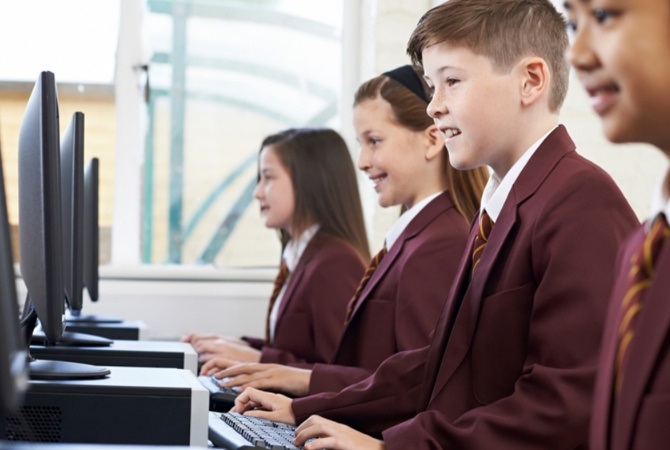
[426,92,446,119]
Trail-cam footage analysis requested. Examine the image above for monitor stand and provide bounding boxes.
[66,310,122,324]
[31,330,113,347]
[22,305,111,381]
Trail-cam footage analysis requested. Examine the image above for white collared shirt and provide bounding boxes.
[269,224,320,342]
[384,191,443,251]
[480,126,557,222]
[647,163,670,231]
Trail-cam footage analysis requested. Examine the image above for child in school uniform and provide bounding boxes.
[183,128,369,367]
[566,2,670,449]
[229,1,640,449]
[200,65,489,397]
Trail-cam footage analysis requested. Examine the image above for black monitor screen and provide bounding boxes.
[83,157,99,303]
[18,71,65,345]
[60,112,84,313]
[17,72,110,380]
[0,135,28,415]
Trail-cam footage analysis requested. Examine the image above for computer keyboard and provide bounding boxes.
[199,375,241,410]
[208,411,302,450]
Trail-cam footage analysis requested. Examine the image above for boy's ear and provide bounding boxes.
[518,57,550,107]
[424,124,445,161]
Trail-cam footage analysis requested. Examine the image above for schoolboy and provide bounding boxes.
[232,1,639,448]
[565,1,670,449]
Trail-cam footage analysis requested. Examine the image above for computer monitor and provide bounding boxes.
[65,156,121,323]
[60,112,85,314]
[83,158,98,303]
[18,71,110,380]
[0,136,28,416]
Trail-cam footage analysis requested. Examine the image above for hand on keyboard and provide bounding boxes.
[195,339,262,365]
[294,415,386,450]
[232,387,297,425]
[214,363,312,397]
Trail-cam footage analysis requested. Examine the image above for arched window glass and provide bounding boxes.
[144,0,344,266]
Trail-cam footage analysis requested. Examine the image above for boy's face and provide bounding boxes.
[566,0,670,151]
[423,42,524,176]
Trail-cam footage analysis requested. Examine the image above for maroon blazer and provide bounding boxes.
[243,231,366,365]
[306,191,470,394]
[292,126,639,449]
[590,223,670,450]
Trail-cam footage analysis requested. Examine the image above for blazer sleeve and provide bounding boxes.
[383,172,639,449]
[306,220,467,394]
[259,246,365,365]
[292,345,429,435]
[240,336,265,350]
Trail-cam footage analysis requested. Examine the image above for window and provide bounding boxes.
[143,0,345,266]
[0,0,119,264]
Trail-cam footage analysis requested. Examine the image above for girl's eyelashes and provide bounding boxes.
[446,78,460,87]
[592,8,618,25]
[567,7,620,32]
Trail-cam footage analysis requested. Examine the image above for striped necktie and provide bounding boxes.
[472,210,494,275]
[265,261,290,344]
[614,214,670,393]
[344,245,388,324]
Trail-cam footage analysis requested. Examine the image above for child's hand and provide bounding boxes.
[294,415,385,450]
[200,357,238,376]
[193,339,260,364]
[218,363,312,397]
[231,387,296,425]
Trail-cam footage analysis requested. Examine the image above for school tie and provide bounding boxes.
[265,261,290,344]
[472,210,494,275]
[344,245,388,324]
[614,213,670,393]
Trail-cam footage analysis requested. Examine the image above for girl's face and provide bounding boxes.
[253,145,296,232]
[354,97,435,209]
[566,0,670,151]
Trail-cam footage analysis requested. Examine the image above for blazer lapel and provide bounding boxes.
[590,230,643,450]
[418,216,478,409]
[591,228,644,448]
[429,199,519,399]
[428,125,575,400]
[614,241,670,450]
[274,233,324,323]
[348,192,452,321]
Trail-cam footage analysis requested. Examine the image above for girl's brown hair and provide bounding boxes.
[354,68,488,222]
[260,128,370,262]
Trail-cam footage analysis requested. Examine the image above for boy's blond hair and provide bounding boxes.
[407,0,569,113]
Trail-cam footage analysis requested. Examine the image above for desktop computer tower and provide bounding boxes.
[0,367,208,446]
[30,341,198,374]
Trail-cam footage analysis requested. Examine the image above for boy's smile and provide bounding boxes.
[566,0,670,151]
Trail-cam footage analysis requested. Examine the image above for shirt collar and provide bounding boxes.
[385,191,442,250]
[481,126,556,222]
[648,163,670,231]
[282,224,320,271]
